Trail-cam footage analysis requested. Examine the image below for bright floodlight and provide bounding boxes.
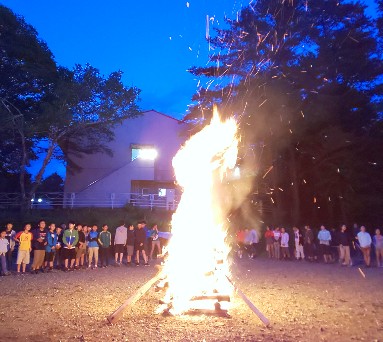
[138,148,158,160]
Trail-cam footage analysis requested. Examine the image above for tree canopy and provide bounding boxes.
[0,5,141,207]
[187,0,383,226]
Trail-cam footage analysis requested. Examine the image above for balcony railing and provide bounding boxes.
[0,192,179,210]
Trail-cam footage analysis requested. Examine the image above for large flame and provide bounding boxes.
[162,108,238,314]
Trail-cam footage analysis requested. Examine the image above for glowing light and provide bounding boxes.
[138,148,158,160]
[161,107,237,314]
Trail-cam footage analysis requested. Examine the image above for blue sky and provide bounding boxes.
[0,0,376,179]
[1,0,246,118]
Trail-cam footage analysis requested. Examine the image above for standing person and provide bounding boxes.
[62,221,79,271]
[264,226,274,259]
[98,224,111,268]
[0,230,11,275]
[142,220,151,259]
[44,223,57,272]
[339,225,352,266]
[248,227,259,259]
[236,228,245,259]
[31,220,47,274]
[357,226,372,267]
[135,222,149,266]
[273,227,281,260]
[293,227,304,260]
[14,224,33,274]
[280,227,290,260]
[4,222,16,272]
[304,225,314,261]
[126,224,135,266]
[373,229,383,267]
[114,221,127,266]
[88,225,99,269]
[317,225,332,263]
[75,225,86,269]
[54,226,63,270]
[150,224,161,260]
[83,225,89,265]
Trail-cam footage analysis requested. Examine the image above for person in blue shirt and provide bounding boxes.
[87,225,99,269]
[44,223,57,271]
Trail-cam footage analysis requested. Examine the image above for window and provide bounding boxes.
[131,144,158,161]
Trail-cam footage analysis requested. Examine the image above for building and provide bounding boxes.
[64,110,185,208]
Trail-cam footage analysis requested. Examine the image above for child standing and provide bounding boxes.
[0,230,11,275]
[126,224,135,266]
[15,224,33,274]
[98,224,111,268]
[88,225,99,269]
[114,221,127,266]
[62,221,79,271]
[135,222,149,266]
[280,227,290,260]
[44,223,57,271]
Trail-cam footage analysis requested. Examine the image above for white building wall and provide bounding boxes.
[64,110,186,206]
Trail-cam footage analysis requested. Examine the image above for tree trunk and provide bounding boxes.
[18,127,29,211]
[28,141,56,196]
[288,145,300,224]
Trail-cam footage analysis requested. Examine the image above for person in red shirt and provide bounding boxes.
[236,229,245,259]
[264,226,275,258]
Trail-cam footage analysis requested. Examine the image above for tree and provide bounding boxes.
[0,5,57,196]
[186,0,383,225]
[0,6,141,208]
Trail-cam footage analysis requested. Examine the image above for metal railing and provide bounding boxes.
[0,192,179,210]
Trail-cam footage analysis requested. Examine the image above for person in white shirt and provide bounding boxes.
[357,226,372,267]
[293,227,304,260]
[280,227,290,259]
[245,228,259,259]
[273,227,281,260]
[114,221,127,266]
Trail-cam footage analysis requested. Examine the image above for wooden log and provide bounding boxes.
[107,269,164,324]
[226,275,270,326]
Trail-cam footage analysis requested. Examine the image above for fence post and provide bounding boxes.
[70,193,75,209]
[111,193,115,209]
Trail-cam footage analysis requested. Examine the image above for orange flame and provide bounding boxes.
[162,107,238,313]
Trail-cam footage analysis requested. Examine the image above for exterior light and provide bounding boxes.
[37,198,43,203]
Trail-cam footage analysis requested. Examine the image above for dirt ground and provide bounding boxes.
[0,257,382,342]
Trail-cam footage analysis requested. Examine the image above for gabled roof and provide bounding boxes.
[142,109,183,123]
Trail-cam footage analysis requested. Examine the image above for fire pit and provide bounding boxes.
[107,109,269,326]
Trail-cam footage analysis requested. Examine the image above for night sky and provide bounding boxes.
[0,0,376,178]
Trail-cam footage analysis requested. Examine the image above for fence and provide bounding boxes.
[0,192,179,210]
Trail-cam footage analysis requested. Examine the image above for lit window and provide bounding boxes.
[131,144,158,161]
[158,188,167,197]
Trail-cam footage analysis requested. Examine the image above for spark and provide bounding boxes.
[259,99,267,107]
[303,179,307,184]
[262,166,273,179]
[300,111,305,118]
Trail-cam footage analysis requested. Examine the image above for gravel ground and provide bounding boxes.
[0,258,382,342]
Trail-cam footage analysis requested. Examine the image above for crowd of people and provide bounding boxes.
[0,220,164,275]
[236,224,383,268]
[1,219,383,277]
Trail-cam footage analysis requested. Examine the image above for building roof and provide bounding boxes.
[142,109,183,123]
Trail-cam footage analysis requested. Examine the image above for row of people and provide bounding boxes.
[0,220,163,275]
[259,224,383,267]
